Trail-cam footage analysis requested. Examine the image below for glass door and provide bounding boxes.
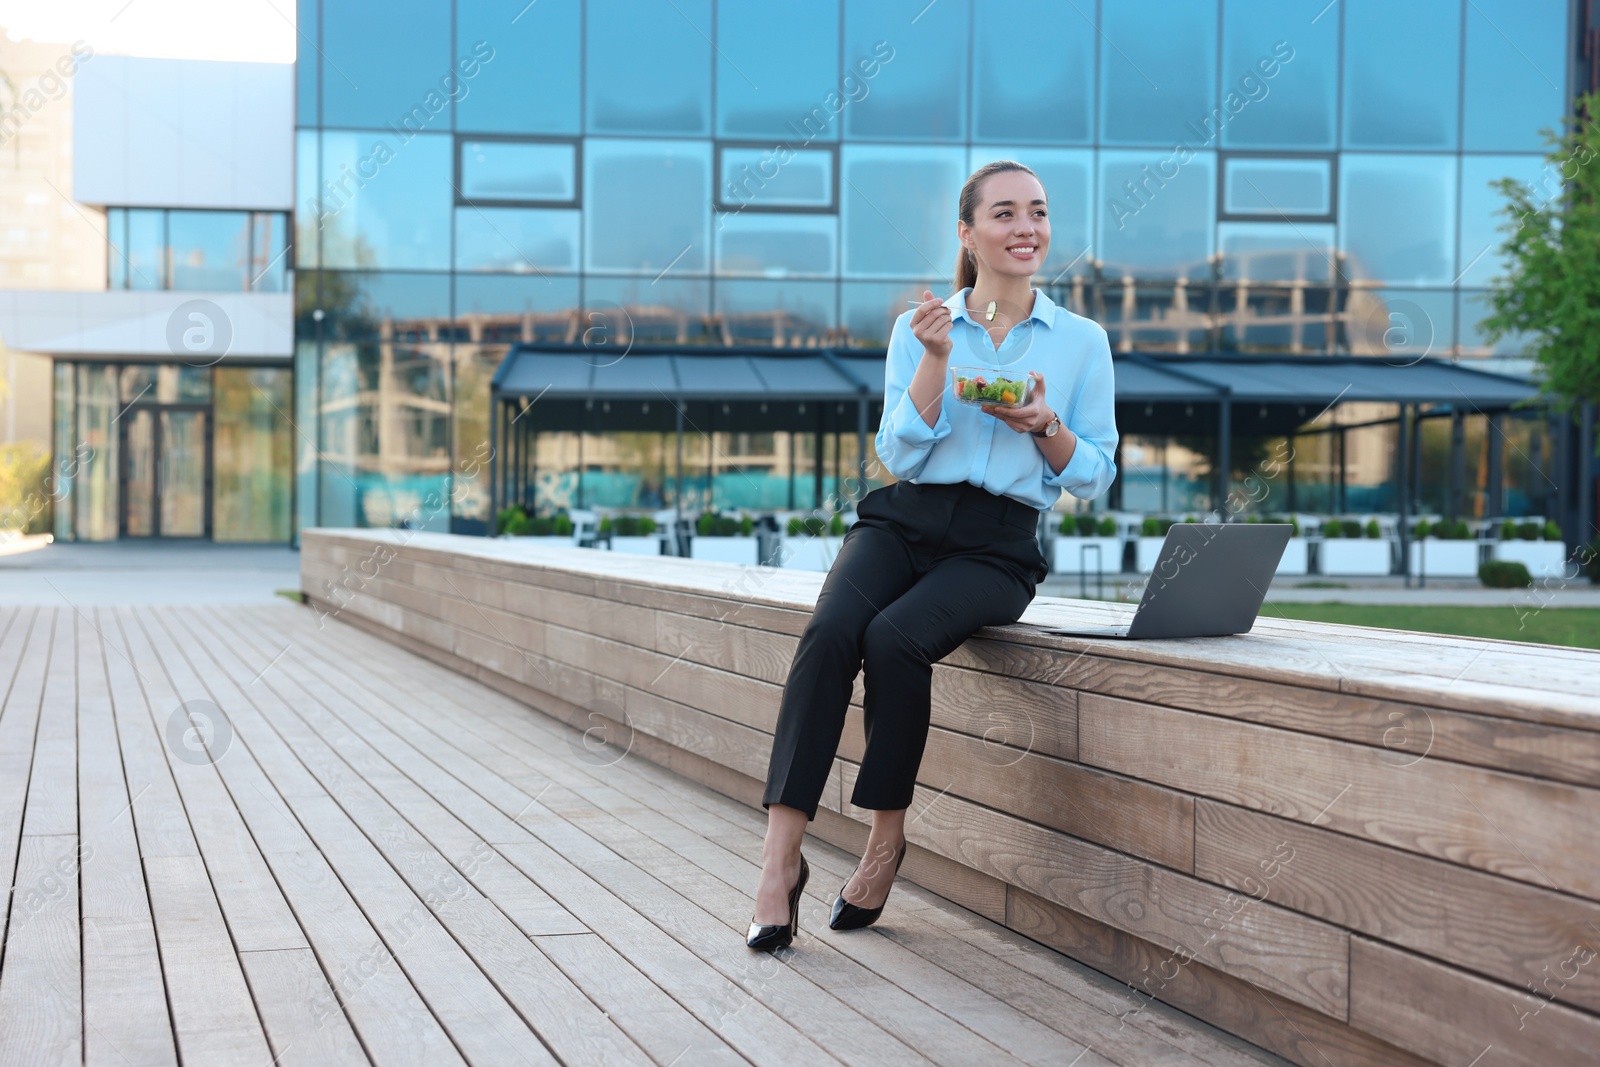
[121,405,211,538]
[124,409,156,536]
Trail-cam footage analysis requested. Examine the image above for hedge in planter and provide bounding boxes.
[1480,560,1533,588]
[697,512,755,537]
[600,515,658,537]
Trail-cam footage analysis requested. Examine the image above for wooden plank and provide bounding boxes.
[76,607,177,1067]
[0,606,45,972]
[1080,692,1600,899]
[1349,936,1600,1067]
[1007,886,1434,1067]
[1195,801,1600,1015]
[236,948,369,1067]
[251,604,1286,1067]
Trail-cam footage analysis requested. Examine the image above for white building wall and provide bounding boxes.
[72,55,293,210]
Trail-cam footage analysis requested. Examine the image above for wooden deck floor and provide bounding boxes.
[0,602,1287,1067]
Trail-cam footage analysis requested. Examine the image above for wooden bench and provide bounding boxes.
[302,529,1600,1067]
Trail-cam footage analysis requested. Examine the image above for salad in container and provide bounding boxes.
[950,366,1035,409]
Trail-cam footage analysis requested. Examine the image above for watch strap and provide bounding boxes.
[1031,415,1061,438]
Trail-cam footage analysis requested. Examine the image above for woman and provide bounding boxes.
[747,160,1119,951]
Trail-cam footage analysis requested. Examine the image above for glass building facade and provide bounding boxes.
[292,0,1580,537]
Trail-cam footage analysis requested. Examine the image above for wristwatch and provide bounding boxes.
[1031,414,1062,439]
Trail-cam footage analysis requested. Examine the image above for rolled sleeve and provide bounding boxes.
[874,313,952,481]
[1044,326,1118,501]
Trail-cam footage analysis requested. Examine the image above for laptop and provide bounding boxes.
[1031,523,1292,639]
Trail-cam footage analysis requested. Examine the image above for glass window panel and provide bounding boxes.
[840,279,939,348]
[964,147,1094,281]
[1502,412,1558,517]
[584,140,711,274]
[1343,288,1455,360]
[1220,0,1338,149]
[318,271,452,342]
[52,362,74,540]
[840,145,964,278]
[125,209,165,290]
[1343,0,1461,149]
[460,140,576,203]
[455,207,580,272]
[714,279,839,347]
[214,368,293,541]
[457,0,580,134]
[1457,154,1550,288]
[107,209,127,288]
[1339,154,1457,284]
[119,365,211,405]
[296,0,317,126]
[454,274,580,344]
[716,0,839,139]
[844,0,966,142]
[586,0,711,135]
[74,364,118,542]
[295,129,320,270]
[1100,0,1217,146]
[1097,150,1216,279]
[168,210,251,290]
[318,341,360,528]
[1218,222,1336,282]
[1464,0,1567,152]
[1458,289,1533,357]
[719,147,832,209]
[582,276,713,345]
[715,213,837,277]
[295,339,318,540]
[317,131,453,270]
[322,0,452,130]
[250,212,290,292]
[451,343,502,526]
[973,0,1092,144]
[1224,158,1331,216]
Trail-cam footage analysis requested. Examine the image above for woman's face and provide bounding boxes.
[959,170,1051,285]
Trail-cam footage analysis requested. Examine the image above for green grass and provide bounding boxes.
[1261,602,1600,650]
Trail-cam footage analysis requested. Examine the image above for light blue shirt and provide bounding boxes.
[874,287,1118,512]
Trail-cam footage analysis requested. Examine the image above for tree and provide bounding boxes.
[1479,90,1600,435]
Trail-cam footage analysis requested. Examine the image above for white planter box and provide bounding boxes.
[607,535,662,556]
[1135,536,1167,573]
[517,535,577,547]
[1276,537,1309,575]
[689,537,760,565]
[1052,536,1121,574]
[1492,540,1569,578]
[1318,539,1392,576]
[1407,540,1481,577]
[770,535,843,571]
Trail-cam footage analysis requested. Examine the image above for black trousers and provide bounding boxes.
[761,479,1049,820]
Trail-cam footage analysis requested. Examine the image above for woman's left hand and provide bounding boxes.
[982,371,1055,434]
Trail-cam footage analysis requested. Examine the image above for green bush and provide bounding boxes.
[1479,560,1532,588]
[1500,519,1518,541]
[504,511,530,536]
[739,514,754,536]
[1412,518,1431,539]
[553,514,573,536]
[495,504,526,535]
[1321,520,1342,539]
[1420,518,1471,540]
[1543,519,1562,541]
[1362,519,1380,540]
[829,513,847,536]
[1096,516,1117,536]
[1516,520,1542,541]
[527,515,553,536]
[1265,514,1300,537]
[697,511,743,537]
[788,516,827,537]
[598,516,612,535]
[1586,539,1600,583]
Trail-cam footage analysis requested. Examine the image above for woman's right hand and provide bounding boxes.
[910,289,953,361]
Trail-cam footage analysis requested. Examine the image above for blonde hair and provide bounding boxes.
[954,160,1041,293]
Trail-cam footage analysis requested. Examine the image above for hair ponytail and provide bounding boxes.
[952,160,1040,294]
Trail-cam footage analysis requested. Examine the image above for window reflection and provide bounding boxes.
[322,0,451,129]
[1464,0,1567,152]
[1100,0,1217,146]
[973,0,1092,144]
[1343,0,1460,149]
[1458,289,1531,357]
[1220,0,1337,149]
[168,211,250,290]
[587,0,711,135]
[455,208,579,273]
[460,141,576,203]
[1342,288,1455,359]
[844,0,964,141]
[317,131,453,270]
[1457,155,1548,288]
[296,129,320,270]
[108,208,290,291]
[840,145,964,278]
[1339,154,1457,284]
[1218,222,1336,282]
[251,213,290,292]
[214,367,293,542]
[719,147,833,209]
[455,275,581,345]
[714,279,839,347]
[1097,150,1215,279]
[716,213,836,277]
[840,280,938,348]
[456,0,580,134]
[584,140,711,274]
[315,271,452,342]
[716,0,839,139]
[582,276,713,345]
[1223,158,1331,217]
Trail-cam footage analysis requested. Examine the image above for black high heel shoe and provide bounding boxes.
[747,853,808,951]
[829,840,907,931]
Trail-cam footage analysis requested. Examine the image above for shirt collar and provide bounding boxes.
[945,286,1058,331]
